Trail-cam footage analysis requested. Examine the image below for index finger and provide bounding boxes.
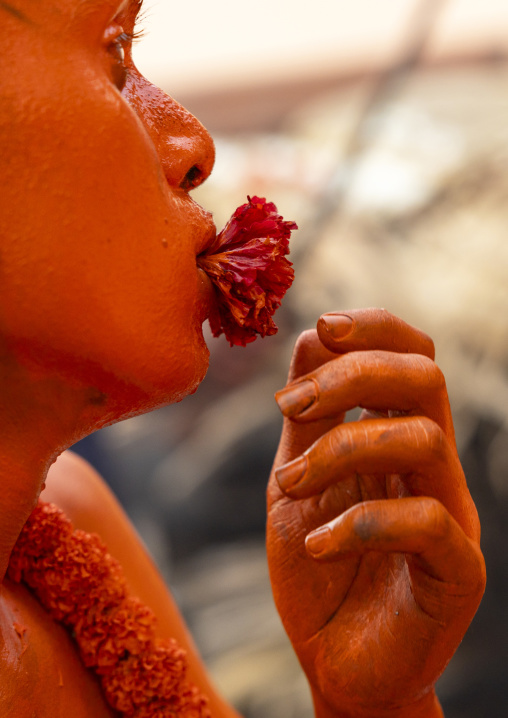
[286,329,338,383]
[317,308,435,360]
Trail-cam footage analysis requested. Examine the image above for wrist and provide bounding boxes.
[312,688,444,718]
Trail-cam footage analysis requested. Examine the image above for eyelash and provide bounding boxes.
[106,10,146,91]
[116,31,132,55]
[116,26,144,49]
[130,18,146,44]
[107,34,128,90]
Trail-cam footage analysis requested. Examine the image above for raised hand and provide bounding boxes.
[266,309,485,718]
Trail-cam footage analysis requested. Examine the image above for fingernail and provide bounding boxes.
[275,380,317,417]
[275,455,307,491]
[318,313,354,341]
[306,526,332,555]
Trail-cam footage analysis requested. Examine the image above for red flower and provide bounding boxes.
[198,196,297,347]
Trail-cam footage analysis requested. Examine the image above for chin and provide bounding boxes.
[160,328,210,404]
[10,321,212,440]
[98,324,211,425]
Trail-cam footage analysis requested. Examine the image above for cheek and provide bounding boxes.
[0,76,209,405]
[1,251,210,411]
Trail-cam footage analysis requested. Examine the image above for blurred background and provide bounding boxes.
[75,1,508,715]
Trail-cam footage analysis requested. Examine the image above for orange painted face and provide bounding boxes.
[0,0,216,418]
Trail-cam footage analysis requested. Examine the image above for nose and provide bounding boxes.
[122,70,215,191]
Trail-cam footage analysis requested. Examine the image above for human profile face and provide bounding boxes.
[0,0,216,419]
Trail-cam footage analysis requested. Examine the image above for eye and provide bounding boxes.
[104,24,131,92]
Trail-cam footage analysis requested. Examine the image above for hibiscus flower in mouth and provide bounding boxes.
[197,196,297,347]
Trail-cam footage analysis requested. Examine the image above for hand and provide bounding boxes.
[266,309,486,718]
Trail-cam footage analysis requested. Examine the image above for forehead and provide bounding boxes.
[1,0,136,22]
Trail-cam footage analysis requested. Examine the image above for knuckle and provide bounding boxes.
[416,416,447,458]
[430,363,446,392]
[413,354,446,391]
[475,548,487,593]
[336,351,366,388]
[329,422,357,459]
[426,335,436,360]
[293,329,315,355]
[420,497,450,539]
[378,307,393,323]
[352,503,378,542]
[289,329,319,379]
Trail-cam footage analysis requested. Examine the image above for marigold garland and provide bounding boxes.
[198,196,297,347]
[7,501,210,718]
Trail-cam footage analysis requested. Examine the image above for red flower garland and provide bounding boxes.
[8,501,210,718]
[198,196,297,347]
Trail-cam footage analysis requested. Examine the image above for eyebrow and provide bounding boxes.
[0,1,30,21]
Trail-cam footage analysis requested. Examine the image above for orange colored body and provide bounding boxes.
[268,309,485,717]
[0,0,484,716]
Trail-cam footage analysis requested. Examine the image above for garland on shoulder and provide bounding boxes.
[7,501,210,718]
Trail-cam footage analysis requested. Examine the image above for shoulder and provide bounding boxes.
[42,450,131,542]
[41,450,171,625]
[41,451,238,715]
[41,450,180,635]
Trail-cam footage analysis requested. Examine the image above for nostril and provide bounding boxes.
[180,165,204,191]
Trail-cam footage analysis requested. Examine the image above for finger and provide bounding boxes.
[274,350,455,442]
[275,416,479,541]
[305,497,485,610]
[316,308,435,359]
[272,330,345,461]
[286,329,338,383]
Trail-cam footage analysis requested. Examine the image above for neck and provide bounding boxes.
[0,439,54,582]
[0,354,109,583]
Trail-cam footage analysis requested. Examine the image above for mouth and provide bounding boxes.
[195,219,217,325]
[196,216,217,257]
[196,267,216,323]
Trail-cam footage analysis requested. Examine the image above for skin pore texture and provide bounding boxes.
[0,0,485,717]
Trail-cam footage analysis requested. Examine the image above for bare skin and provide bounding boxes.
[41,452,240,718]
[0,0,485,715]
[267,309,486,718]
[0,0,232,714]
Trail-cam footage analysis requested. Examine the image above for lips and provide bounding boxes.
[195,212,217,257]
[194,215,217,325]
[196,267,215,325]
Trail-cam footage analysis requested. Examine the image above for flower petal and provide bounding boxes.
[198,196,297,347]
